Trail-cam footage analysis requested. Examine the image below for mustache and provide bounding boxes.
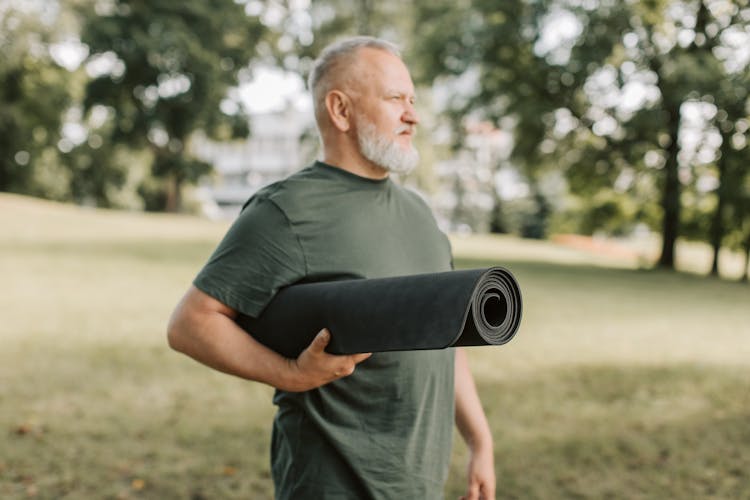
[395,124,416,136]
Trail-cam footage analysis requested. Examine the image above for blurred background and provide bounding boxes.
[1,0,749,498]
[2,0,749,276]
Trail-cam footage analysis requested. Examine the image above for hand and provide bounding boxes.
[285,329,371,392]
[460,447,495,500]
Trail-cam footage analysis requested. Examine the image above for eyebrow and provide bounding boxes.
[385,90,416,101]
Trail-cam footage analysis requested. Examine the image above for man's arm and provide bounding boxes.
[455,347,496,500]
[167,285,371,392]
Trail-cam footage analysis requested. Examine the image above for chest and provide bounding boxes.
[296,199,451,279]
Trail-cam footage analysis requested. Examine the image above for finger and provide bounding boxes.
[480,482,495,500]
[334,363,355,378]
[351,352,372,364]
[465,480,479,500]
[309,329,330,353]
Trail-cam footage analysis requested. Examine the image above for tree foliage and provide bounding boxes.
[0,7,73,198]
[3,0,749,279]
[77,0,268,211]
[413,0,750,273]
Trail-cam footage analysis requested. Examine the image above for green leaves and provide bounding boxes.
[78,0,269,211]
[414,0,750,273]
[0,8,72,197]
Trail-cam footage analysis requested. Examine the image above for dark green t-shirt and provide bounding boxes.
[194,161,455,499]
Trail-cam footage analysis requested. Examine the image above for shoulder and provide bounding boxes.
[248,164,340,208]
[243,165,315,207]
[395,183,435,217]
[245,163,358,224]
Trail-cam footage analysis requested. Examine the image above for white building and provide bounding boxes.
[192,111,523,228]
[431,120,517,233]
[192,108,316,219]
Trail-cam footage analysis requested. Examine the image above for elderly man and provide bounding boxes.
[167,36,495,499]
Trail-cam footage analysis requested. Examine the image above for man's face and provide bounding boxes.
[355,114,419,174]
[349,48,420,173]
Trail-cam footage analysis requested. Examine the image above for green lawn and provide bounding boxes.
[2,193,749,499]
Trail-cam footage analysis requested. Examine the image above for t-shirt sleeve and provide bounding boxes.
[192,196,306,317]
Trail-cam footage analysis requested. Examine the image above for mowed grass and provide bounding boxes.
[1,193,749,499]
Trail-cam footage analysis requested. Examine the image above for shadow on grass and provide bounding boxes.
[5,361,747,499]
[3,240,749,498]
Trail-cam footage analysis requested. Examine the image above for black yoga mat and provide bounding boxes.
[236,267,522,358]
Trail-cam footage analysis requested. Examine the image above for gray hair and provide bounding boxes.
[308,36,401,125]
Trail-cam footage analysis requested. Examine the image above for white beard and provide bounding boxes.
[355,117,419,175]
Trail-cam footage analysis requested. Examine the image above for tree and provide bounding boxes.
[706,69,750,276]
[721,140,750,281]
[413,0,748,269]
[0,6,73,199]
[77,0,268,211]
[640,0,748,269]
[413,0,650,239]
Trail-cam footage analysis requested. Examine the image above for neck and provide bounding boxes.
[321,135,389,180]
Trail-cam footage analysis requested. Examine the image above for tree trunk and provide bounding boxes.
[658,106,681,269]
[164,173,182,213]
[489,189,506,234]
[709,237,720,276]
[709,158,728,276]
[0,160,8,192]
[743,239,750,283]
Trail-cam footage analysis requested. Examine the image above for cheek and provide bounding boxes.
[362,102,403,132]
[381,106,404,128]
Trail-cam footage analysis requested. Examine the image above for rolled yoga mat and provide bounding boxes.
[236,267,522,358]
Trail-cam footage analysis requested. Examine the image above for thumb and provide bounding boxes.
[311,328,331,352]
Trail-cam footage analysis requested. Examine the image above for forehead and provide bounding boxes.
[351,47,414,95]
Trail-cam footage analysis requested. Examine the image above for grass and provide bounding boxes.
[1,193,749,499]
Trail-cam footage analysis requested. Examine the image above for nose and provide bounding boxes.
[403,103,419,126]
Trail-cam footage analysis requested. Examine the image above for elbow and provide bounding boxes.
[166,287,229,356]
[166,311,187,353]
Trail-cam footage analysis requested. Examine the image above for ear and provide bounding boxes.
[324,90,352,132]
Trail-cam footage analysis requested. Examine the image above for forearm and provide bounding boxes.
[167,287,297,390]
[455,349,496,500]
[168,286,370,392]
[454,348,493,454]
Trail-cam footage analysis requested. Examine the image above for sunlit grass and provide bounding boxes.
[2,194,749,499]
